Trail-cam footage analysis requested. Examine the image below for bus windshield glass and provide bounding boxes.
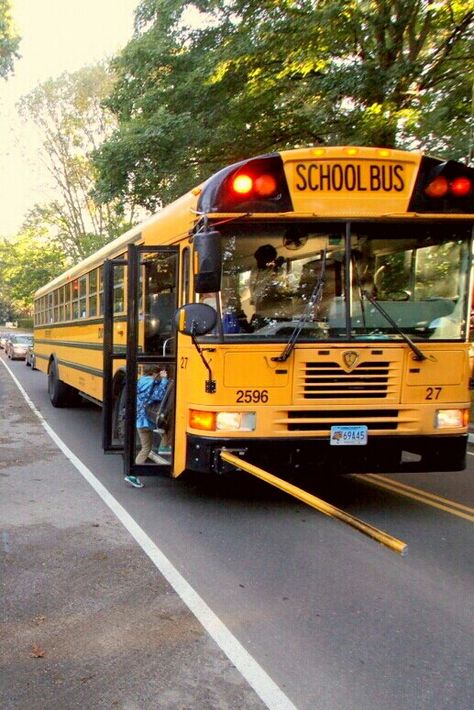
[210,221,472,343]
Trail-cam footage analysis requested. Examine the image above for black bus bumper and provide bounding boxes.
[186,433,468,475]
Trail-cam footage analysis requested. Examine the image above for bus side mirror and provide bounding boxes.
[194,230,222,293]
[175,303,217,336]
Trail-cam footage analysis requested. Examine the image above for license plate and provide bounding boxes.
[330,425,368,446]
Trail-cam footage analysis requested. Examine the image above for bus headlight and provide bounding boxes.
[216,412,256,431]
[435,409,468,429]
[189,410,256,432]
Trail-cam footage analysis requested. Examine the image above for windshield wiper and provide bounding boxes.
[272,249,327,363]
[361,291,427,361]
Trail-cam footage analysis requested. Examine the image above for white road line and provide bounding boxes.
[2,360,297,710]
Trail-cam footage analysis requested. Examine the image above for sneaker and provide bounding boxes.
[124,475,144,488]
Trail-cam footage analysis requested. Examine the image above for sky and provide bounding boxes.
[0,0,139,236]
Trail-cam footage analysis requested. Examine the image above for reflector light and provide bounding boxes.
[425,176,448,198]
[254,174,277,197]
[463,408,470,427]
[450,176,472,197]
[232,174,253,194]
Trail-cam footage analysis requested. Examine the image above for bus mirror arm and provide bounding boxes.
[175,303,217,391]
[362,290,427,361]
[191,329,217,394]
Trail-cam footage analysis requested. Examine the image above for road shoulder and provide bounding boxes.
[0,363,265,710]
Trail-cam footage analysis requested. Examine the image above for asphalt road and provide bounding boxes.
[2,352,474,710]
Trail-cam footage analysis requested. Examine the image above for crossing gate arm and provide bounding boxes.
[219,450,408,557]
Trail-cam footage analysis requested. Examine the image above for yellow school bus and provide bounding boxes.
[33,146,474,478]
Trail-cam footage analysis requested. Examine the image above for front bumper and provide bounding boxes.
[186,433,468,475]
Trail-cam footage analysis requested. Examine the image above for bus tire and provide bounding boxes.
[48,361,72,408]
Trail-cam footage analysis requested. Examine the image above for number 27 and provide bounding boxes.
[425,386,442,400]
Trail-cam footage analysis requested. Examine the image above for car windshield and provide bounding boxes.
[14,335,32,344]
[202,221,472,343]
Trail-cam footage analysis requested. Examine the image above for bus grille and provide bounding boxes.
[287,409,399,432]
[302,361,392,399]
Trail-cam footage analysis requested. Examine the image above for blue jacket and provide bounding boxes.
[136,375,169,429]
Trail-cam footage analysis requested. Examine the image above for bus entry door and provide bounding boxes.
[102,256,128,454]
[103,244,179,478]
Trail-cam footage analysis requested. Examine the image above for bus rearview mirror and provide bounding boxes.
[194,230,222,293]
[175,303,217,336]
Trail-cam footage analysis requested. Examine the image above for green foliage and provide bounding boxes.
[0,0,20,79]
[0,296,15,322]
[94,0,474,210]
[17,317,33,330]
[0,228,68,311]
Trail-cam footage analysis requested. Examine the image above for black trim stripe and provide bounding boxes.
[58,358,104,378]
[33,352,104,378]
[35,316,127,329]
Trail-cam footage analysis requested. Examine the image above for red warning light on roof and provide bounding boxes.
[231,172,278,198]
[232,174,253,194]
[450,176,472,198]
[425,174,473,199]
[425,176,448,198]
[255,174,278,197]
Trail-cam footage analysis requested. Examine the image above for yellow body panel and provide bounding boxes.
[178,341,470,440]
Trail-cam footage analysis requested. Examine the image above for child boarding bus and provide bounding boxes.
[33,146,474,479]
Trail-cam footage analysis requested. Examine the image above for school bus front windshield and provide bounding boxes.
[211,221,472,343]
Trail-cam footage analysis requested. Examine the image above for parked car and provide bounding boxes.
[25,341,37,369]
[6,334,33,360]
[0,332,10,349]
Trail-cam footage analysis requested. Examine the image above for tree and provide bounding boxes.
[18,64,137,263]
[93,0,474,211]
[0,223,67,312]
[0,0,20,79]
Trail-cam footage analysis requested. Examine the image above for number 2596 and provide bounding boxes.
[236,389,269,403]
